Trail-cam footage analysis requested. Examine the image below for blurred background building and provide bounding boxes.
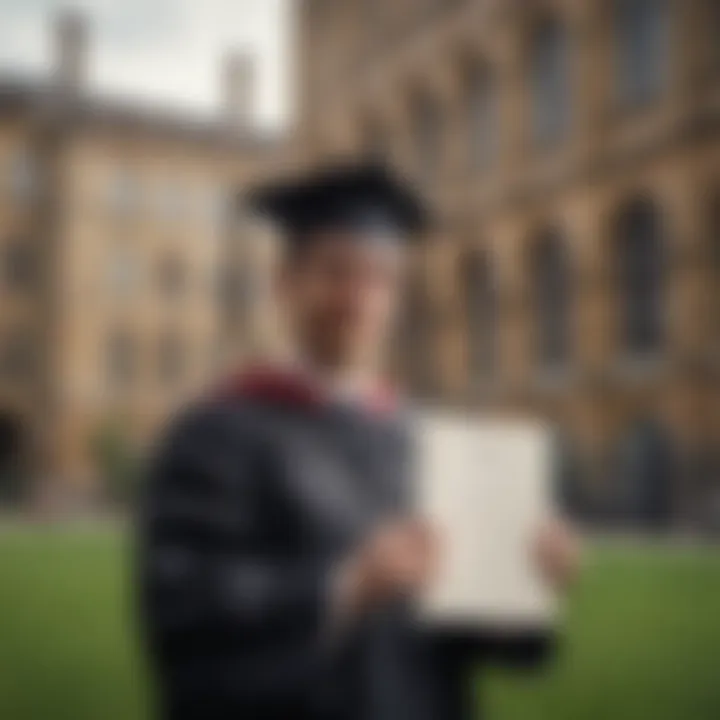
[296,0,720,531]
[0,12,282,506]
[0,6,717,720]
[0,0,718,533]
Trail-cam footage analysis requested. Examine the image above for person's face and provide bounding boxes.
[279,232,406,370]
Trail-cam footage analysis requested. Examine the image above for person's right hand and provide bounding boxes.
[337,518,438,615]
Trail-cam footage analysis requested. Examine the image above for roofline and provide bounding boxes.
[0,73,282,154]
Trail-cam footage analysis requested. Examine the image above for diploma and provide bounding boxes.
[415,412,558,631]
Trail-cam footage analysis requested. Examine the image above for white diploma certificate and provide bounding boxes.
[416,412,558,630]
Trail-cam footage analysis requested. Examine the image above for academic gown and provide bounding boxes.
[138,369,554,720]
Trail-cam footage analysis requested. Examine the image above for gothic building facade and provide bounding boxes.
[296,0,720,529]
[0,14,278,501]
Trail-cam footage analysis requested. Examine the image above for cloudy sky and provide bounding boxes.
[0,0,292,128]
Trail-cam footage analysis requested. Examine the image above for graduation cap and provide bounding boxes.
[246,162,430,244]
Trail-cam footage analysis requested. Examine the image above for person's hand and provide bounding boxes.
[533,518,582,591]
[337,518,438,615]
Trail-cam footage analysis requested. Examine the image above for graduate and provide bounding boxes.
[139,163,580,720]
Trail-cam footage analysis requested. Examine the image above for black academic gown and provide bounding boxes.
[138,371,553,720]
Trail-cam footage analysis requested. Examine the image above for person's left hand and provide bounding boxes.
[533,519,582,592]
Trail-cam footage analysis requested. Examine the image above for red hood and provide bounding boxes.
[213,366,399,417]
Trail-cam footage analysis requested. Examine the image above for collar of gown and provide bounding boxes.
[213,362,399,417]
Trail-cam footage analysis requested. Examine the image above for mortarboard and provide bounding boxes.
[246,162,430,242]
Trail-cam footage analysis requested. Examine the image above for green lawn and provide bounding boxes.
[0,526,719,720]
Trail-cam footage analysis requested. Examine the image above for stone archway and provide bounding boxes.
[0,411,26,502]
[550,428,591,523]
[613,419,677,530]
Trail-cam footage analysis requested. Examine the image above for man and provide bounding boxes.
[139,163,579,720]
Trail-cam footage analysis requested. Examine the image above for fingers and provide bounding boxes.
[349,516,439,610]
[534,519,581,589]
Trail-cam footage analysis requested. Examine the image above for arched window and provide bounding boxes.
[463,251,496,382]
[158,332,186,386]
[466,63,497,171]
[0,329,34,380]
[530,16,570,147]
[109,168,140,217]
[107,247,137,298]
[712,195,720,342]
[0,411,25,502]
[615,0,670,107]
[710,0,720,71]
[551,429,587,521]
[7,149,37,201]
[158,255,188,300]
[614,199,665,358]
[107,329,136,387]
[531,230,571,370]
[363,0,383,47]
[412,93,442,182]
[157,181,185,221]
[3,240,34,291]
[613,419,676,528]
[219,263,257,326]
[398,273,433,396]
[361,118,389,162]
[204,184,230,233]
[690,445,720,531]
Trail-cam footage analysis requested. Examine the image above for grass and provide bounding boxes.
[0,527,719,720]
[0,526,150,720]
[483,544,720,720]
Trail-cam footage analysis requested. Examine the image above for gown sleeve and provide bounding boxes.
[139,404,336,708]
[430,627,558,670]
[416,629,558,719]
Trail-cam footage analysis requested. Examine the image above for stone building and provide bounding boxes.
[0,13,279,501]
[295,0,720,528]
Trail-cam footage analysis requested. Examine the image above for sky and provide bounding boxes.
[0,0,292,128]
